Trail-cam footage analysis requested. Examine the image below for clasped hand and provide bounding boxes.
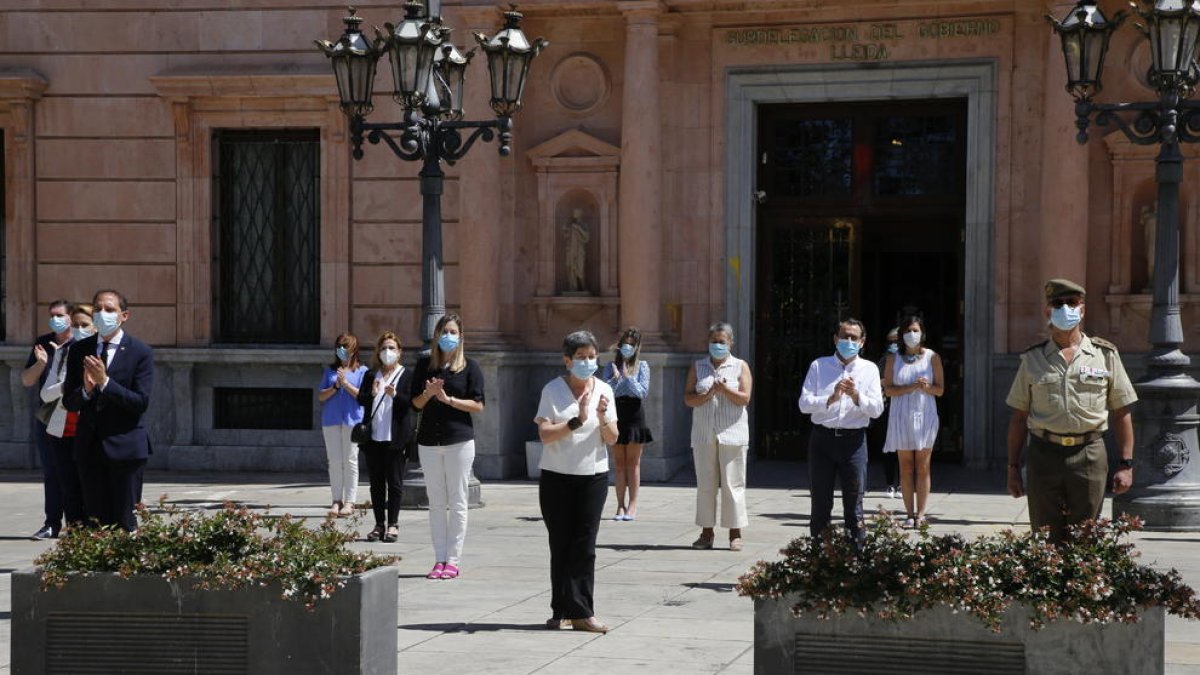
[424,377,448,403]
[82,355,108,393]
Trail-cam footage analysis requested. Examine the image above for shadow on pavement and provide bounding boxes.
[597,543,696,552]
[401,622,548,633]
[682,582,735,593]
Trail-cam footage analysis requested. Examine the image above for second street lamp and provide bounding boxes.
[1049,0,1200,530]
[317,2,547,353]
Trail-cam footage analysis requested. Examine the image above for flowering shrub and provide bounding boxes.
[736,513,1200,632]
[36,500,396,609]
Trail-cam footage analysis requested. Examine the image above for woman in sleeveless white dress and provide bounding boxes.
[882,316,944,527]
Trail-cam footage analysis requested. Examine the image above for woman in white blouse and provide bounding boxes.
[535,330,618,634]
[40,303,94,529]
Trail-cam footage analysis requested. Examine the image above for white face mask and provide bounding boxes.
[902,330,922,348]
[380,348,399,366]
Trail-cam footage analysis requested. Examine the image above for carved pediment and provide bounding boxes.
[528,128,621,170]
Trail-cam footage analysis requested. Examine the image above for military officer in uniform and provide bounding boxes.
[1005,278,1138,542]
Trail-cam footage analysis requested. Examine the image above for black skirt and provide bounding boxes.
[615,396,654,445]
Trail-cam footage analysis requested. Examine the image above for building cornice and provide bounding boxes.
[0,70,48,100]
[149,67,335,101]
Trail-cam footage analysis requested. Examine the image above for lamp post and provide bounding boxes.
[317,3,547,353]
[1050,0,1200,529]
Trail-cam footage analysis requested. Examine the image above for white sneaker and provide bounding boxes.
[886,487,897,499]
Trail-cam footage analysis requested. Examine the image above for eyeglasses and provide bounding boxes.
[1050,298,1083,309]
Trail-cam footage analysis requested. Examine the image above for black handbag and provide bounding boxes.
[34,399,58,426]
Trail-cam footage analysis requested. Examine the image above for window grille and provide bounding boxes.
[213,387,313,430]
[213,130,320,343]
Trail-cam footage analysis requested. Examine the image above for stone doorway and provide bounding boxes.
[725,62,996,468]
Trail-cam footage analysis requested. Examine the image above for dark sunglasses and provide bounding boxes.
[1050,298,1083,309]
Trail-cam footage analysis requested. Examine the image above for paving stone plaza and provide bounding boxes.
[2,463,1198,674]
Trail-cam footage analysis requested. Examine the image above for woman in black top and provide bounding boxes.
[356,331,415,543]
[411,313,485,580]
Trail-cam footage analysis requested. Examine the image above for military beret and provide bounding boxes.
[1044,278,1086,300]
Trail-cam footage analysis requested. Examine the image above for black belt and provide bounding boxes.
[814,425,866,438]
[1031,428,1103,448]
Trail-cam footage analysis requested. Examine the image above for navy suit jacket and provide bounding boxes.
[63,332,154,462]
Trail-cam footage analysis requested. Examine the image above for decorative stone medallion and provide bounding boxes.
[550,53,609,114]
[1149,431,1189,478]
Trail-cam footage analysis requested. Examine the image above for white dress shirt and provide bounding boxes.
[798,354,885,429]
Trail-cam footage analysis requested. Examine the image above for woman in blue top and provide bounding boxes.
[604,327,652,521]
[318,332,368,517]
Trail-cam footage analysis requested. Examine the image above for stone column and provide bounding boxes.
[1039,6,1090,293]
[617,1,664,343]
[453,7,509,350]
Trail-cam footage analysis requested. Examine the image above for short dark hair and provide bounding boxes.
[562,330,598,357]
[92,289,129,311]
[835,318,866,339]
[48,299,72,313]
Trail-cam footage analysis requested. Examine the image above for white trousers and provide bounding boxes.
[322,424,359,504]
[420,440,475,565]
[693,440,749,529]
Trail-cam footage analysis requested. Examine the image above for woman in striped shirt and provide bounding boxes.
[684,322,753,551]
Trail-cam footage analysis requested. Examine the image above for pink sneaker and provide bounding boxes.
[426,563,445,580]
[439,564,460,580]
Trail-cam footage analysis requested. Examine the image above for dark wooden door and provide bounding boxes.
[754,100,967,461]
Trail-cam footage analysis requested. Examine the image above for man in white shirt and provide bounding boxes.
[798,318,885,547]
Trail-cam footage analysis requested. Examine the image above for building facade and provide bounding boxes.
[0,0,1188,479]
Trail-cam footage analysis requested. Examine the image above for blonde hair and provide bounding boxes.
[72,303,95,319]
[430,313,467,373]
[371,331,402,370]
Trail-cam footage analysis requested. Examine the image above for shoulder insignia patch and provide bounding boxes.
[1022,340,1048,353]
[1089,336,1118,352]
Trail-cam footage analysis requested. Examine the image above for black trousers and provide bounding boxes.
[50,434,85,526]
[809,426,868,546]
[77,445,145,532]
[539,469,607,620]
[362,441,405,527]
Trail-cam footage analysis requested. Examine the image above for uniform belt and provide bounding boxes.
[1031,428,1102,447]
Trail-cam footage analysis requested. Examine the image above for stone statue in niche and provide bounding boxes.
[562,208,591,294]
[1142,204,1157,291]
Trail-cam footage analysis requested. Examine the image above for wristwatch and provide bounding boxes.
[1117,458,1135,470]
[567,416,583,431]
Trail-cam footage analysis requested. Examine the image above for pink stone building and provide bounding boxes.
[0,0,1184,477]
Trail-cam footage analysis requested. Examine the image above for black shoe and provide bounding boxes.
[31,525,55,540]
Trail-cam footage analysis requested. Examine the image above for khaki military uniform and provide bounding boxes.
[1006,334,1138,539]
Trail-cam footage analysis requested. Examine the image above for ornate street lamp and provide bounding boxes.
[1049,0,1200,530]
[314,7,385,118]
[317,2,547,352]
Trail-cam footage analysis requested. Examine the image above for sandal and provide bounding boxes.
[729,537,743,552]
[902,517,916,529]
[383,525,399,543]
[439,564,460,580]
[339,502,356,517]
[328,502,342,517]
[427,563,445,580]
[366,525,384,542]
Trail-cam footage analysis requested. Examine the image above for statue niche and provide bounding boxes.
[562,208,591,294]
[557,202,599,296]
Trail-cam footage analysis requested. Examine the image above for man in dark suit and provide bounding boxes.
[63,289,154,531]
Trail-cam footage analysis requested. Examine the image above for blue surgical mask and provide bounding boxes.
[336,346,349,362]
[887,343,899,354]
[571,358,598,380]
[93,310,121,337]
[72,326,94,342]
[619,344,636,359]
[709,342,730,360]
[836,338,860,360]
[438,333,460,353]
[1050,304,1082,331]
[49,315,70,334]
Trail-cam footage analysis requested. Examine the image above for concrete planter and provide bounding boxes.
[11,565,398,675]
[754,595,1164,675]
